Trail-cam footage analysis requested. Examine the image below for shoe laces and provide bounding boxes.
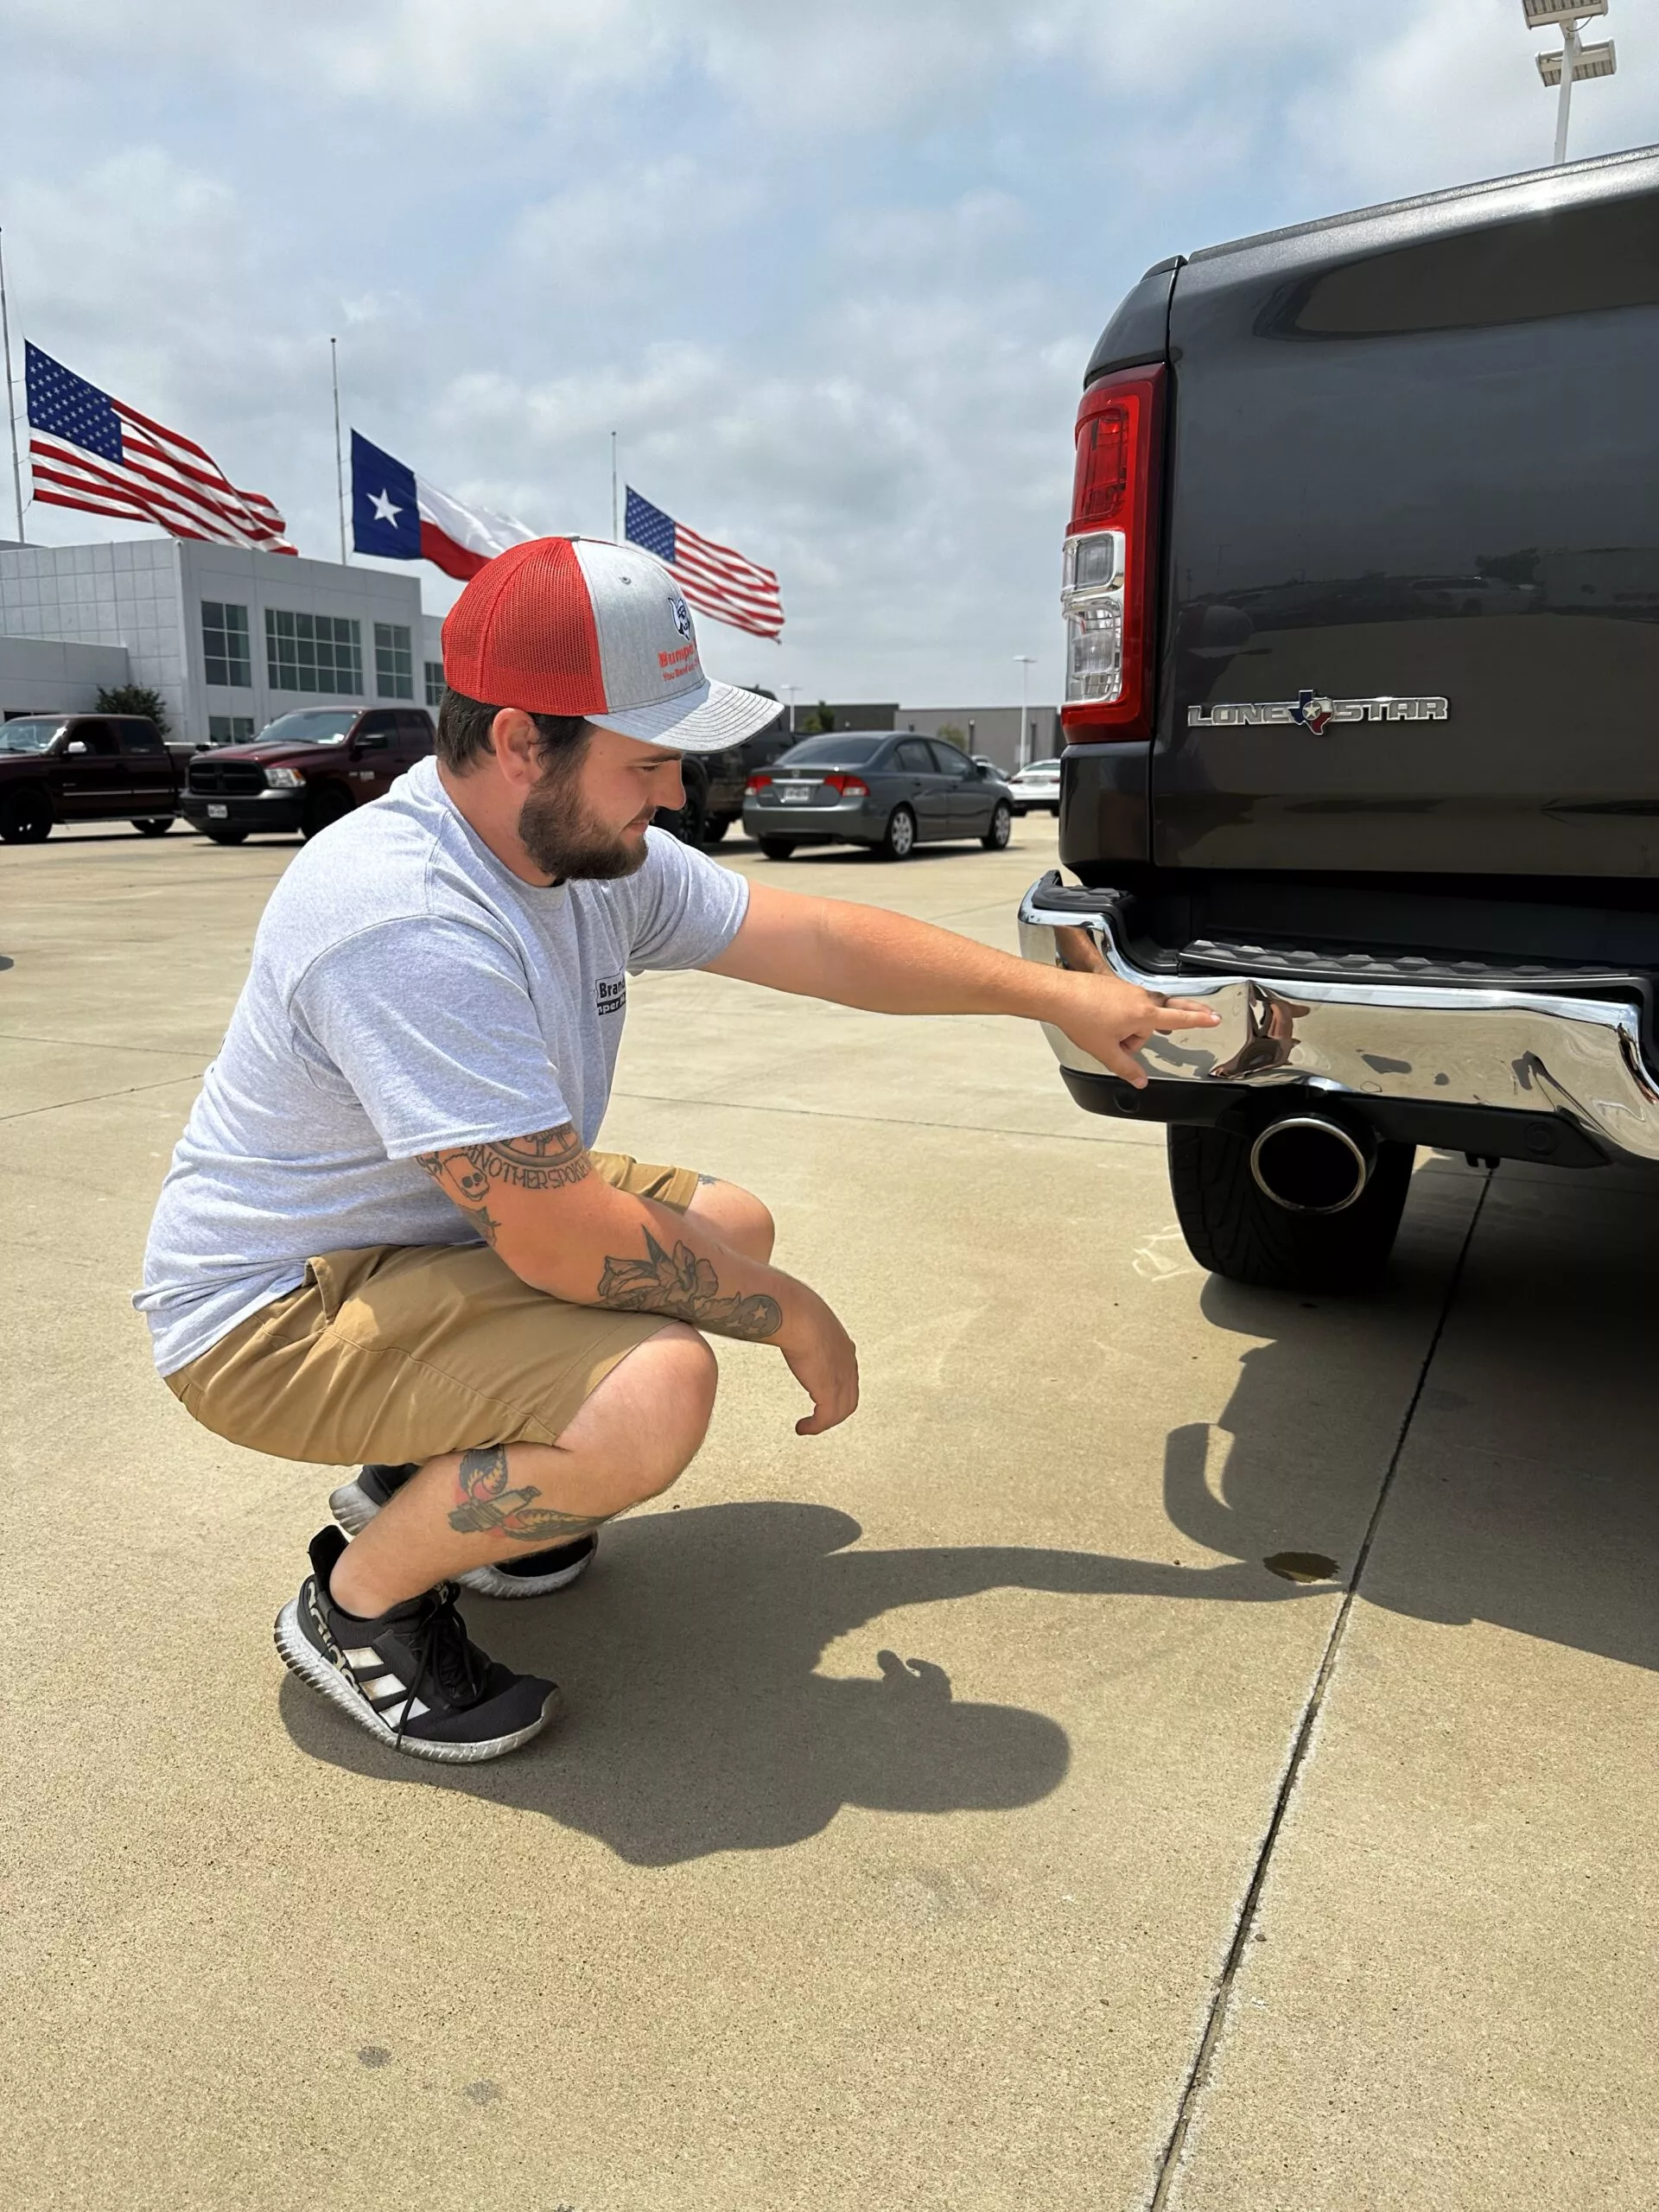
[397,1583,489,1738]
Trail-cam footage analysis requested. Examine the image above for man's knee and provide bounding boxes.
[636,1323,719,1479]
[689,1179,776,1262]
[563,1321,718,1509]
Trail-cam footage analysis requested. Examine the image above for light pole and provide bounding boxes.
[1522,0,1616,166]
[1013,655,1035,771]
[782,683,800,734]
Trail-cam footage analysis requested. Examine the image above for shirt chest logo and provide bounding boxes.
[595,975,626,1019]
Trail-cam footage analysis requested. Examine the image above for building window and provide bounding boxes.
[201,601,251,688]
[374,621,414,700]
[265,608,362,696]
[424,660,444,709]
[207,715,256,744]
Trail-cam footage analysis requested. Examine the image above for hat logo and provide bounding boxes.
[671,594,693,640]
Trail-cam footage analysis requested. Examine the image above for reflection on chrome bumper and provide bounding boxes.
[1017,872,1659,1165]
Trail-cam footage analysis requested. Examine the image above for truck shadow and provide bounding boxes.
[279,1498,1317,1864]
[1164,1166,1659,1677]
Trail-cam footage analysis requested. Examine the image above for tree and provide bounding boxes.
[97,683,170,736]
[937,723,966,745]
[800,700,836,734]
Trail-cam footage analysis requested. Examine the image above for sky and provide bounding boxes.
[0,0,1652,706]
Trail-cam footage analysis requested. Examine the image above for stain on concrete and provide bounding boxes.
[465,2081,502,2105]
[1262,1551,1338,1584]
[356,2046,392,2069]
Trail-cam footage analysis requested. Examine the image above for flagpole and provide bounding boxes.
[0,229,26,543]
[331,337,348,564]
[610,430,619,541]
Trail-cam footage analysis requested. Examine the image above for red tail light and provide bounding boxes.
[1059,364,1165,741]
[823,773,868,797]
[746,772,772,793]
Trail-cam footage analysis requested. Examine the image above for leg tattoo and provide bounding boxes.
[448,1445,609,1544]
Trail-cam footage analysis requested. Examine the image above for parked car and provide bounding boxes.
[0,713,180,842]
[743,732,1014,860]
[1007,758,1062,816]
[652,720,794,845]
[181,705,435,844]
[1018,143,1659,1293]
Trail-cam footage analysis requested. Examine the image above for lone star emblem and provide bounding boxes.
[369,487,403,525]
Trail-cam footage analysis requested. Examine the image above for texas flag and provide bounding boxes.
[350,429,536,580]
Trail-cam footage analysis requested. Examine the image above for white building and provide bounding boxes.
[0,537,448,744]
[0,629,133,715]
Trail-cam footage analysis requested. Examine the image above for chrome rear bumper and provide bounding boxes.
[1017,872,1659,1165]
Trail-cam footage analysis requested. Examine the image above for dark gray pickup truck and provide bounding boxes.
[1019,145,1659,1291]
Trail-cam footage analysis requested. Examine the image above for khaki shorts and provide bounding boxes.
[164,1151,702,1466]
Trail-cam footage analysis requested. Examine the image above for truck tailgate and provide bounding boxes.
[1156,157,1659,881]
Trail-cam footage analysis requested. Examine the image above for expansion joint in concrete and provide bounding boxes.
[1144,1166,1496,2211]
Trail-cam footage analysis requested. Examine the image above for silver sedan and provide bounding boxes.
[743,733,1014,860]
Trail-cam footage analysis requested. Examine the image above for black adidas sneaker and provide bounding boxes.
[329,1462,598,1600]
[274,1527,562,1762]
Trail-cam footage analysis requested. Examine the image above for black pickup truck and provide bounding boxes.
[1019,145,1659,1291]
[0,713,181,842]
[655,721,794,845]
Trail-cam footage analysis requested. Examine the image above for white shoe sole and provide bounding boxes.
[327,1477,596,1599]
[273,1598,558,1763]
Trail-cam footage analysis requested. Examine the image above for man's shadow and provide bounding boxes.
[281,1500,1313,1864]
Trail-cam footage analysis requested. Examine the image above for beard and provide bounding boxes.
[518,756,648,882]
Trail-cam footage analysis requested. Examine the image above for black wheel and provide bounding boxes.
[203,826,248,845]
[1167,1124,1414,1293]
[302,784,353,841]
[878,805,916,861]
[758,837,797,861]
[0,786,52,843]
[1049,804,1060,817]
[702,814,733,843]
[131,817,175,836]
[981,800,1013,851]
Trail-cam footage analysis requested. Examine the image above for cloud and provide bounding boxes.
[0,0,1650,702]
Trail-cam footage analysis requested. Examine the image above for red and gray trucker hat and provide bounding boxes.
[442,536,784,754]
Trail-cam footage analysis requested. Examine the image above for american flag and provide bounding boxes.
[25,343,295,554]
[625,486,783,639]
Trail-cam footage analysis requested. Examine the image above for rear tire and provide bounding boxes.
[657,787,708,846]
[203,826,248,845]
[878,805,916,861]
[131,817,175,836]
[981,800,1013,851]
[302,784,353,841]
[0,786,52,842]
[1167,1123,1414,1293]
[702,814,732,843]
[758,837,797,861]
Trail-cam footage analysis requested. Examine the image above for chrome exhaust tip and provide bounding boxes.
[1249,1113,1375,1214]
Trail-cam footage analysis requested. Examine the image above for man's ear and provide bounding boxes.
[489,709,543,792]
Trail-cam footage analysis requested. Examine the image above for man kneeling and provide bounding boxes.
[138,536,1217,1761]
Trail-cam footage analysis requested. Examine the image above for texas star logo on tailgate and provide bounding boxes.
[1289,688,1336,734]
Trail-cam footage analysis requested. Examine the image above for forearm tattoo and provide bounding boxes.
[597,1228,782,1340]
[448,1445,610,1543]
[416,1123,592,1247]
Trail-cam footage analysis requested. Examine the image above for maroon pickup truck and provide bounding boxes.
[181,705,435,844]
[0,714,181,842]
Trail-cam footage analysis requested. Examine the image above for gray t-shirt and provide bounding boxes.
[137,754,749,1374]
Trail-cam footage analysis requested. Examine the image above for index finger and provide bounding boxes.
[1149,998,1222,1030]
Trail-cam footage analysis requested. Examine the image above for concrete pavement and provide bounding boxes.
[1,817,1654,2210]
